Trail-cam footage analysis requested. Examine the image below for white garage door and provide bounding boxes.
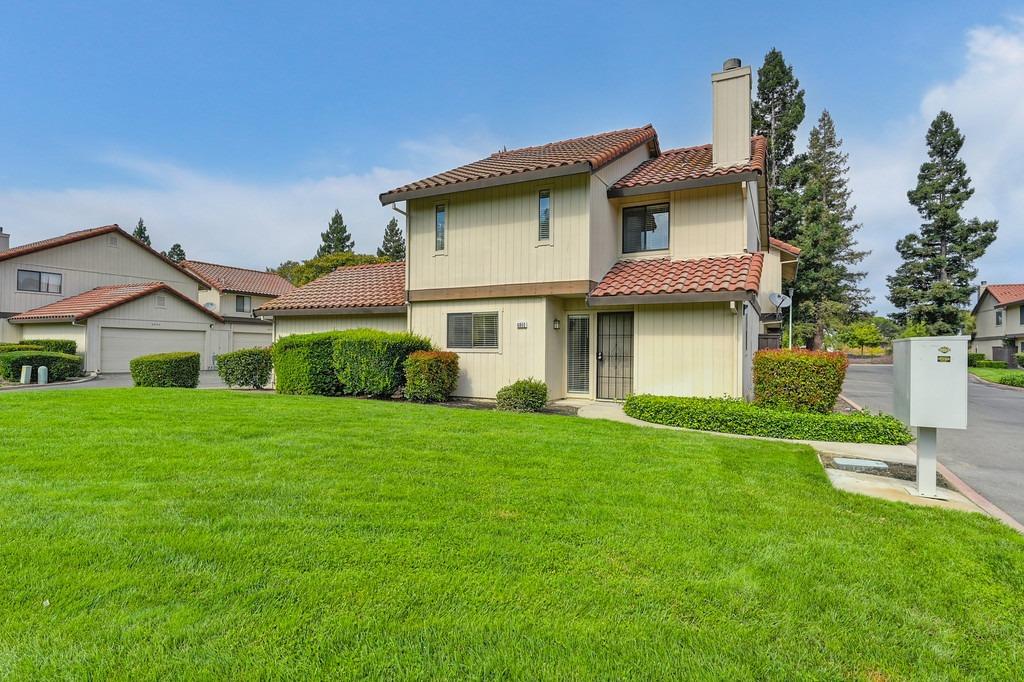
[100,327,206,372]
[232,331,272,351]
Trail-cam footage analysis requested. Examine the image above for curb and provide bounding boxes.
[840,393,1024,535]
[0,372,98,391]
[968,372,1024,392]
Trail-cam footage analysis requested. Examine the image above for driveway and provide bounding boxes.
[10,371,227,391]
[843,364,1024,523]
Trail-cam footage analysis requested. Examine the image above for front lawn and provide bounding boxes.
[971,366,1024,385]
[2,389,1023,678]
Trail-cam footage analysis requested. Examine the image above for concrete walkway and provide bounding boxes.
[571,400,987,517]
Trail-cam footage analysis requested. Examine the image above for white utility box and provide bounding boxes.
[893,336,969,429]
[892,335,969,499]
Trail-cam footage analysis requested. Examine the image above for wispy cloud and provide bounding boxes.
[847,17,1024,312]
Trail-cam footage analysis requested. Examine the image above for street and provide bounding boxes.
[842,364,1024,523]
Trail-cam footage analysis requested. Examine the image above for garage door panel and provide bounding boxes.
[232,331,272,351]
[100,328,205,372]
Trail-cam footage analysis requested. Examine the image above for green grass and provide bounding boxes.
[2,389,1023,679]
[970,366,1024,384]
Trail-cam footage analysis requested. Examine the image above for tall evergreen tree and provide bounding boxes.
[165,243,186,263]
[132,217,152,246]
[752,48,806,241]
[316,209,354,257]
[887,111,998,334]
[376,217,405,261]
[793,110,870,349]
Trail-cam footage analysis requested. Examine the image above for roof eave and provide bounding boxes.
[607,170,760,198]
[254,305,407,317]
[587,290,754,306]
[8,315,80,324]
[380,162,592,206]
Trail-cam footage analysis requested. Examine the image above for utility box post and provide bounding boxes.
[892,336,969,498]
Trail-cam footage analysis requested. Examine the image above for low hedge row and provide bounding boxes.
[217,347,272,389]
[130,352,200,388]
[333,329,432,397]
[976,360,1008,369]
[998,373,1024,388]
[496,378,548,412]
[404,351,459,402]
[0,344,44,353]
[753,349,848,414]
[968,353,985,367]
[623,394,913,445]
[22,338,77,355]
[0,351,83,382]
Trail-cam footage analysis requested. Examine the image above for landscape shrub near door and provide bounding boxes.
[22,338,77,355]
[976,360,1009,369]
[999,373,1024,388]
[216,347,273,389]
[129,352,201,388]
[624,394,913,445]
[0,351,83,382]
[753,349,848,414]
[496,379,549,412]
[271,332,343,395]
[332,329,432,397]
[968,352,985,367]
[403,351,459,402]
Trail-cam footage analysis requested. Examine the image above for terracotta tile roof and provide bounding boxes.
[0,223,209,287]
[591,253,764,299]
[770,237,801,256]
[985,284,1024,306]
[255,261,406,313]
[9,282,223,323]
[380,125,659,203]
[180,260,295,297]
[608,136,767,193]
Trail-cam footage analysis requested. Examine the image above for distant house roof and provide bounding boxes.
[180,260,295,297]
[379,125,660,204]
[254,261,406,315]
[982,284,1024,308]
[769,237,801,256]
[9,282,223,323]
[607,136,767,196]
[0,224,209,288]
[590,253,764,303]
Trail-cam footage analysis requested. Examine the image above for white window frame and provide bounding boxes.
[996,310,1004,326]
[445,310,500,353]
[537,189,552,245]
[236,295,252,313]
[434,202,448,255]
[16,269,63,294]
[620,200,671,255]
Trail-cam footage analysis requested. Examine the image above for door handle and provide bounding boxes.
[597,351,603,361]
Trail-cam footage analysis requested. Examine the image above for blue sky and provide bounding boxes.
[3,1,1023,312]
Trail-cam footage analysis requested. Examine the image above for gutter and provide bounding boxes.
[254,305,408,317]
[380,162,592,205]
[586,290,753,307]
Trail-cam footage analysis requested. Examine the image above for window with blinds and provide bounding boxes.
[435,204,446,251]
[567,315,590,393]
[538,189,551,241]
[622,202,669,253]
[447,312,498,349]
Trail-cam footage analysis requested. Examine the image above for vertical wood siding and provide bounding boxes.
[273,314,408,340]
[670,183,746,259]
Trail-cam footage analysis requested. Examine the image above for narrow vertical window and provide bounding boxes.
[435,204,446,251]
[538,190,551,241]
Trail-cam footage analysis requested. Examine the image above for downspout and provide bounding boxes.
[731,301,743,398]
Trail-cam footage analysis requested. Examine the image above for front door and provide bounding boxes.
[597,312,633,400]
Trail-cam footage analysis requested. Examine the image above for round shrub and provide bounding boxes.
[753,349,848,414]
[271,332,343,396]
[130,352,200,388]
[404,351,459,402]
[495,378,548,412]
[0,351,83,382]
[217,347,272,389]
[22,338,77,355]
[332,329,432,397]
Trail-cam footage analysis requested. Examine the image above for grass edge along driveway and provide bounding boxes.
[2,388,1023,679]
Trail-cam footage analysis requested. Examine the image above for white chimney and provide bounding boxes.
[0,228,9,253]
[712,58,752,168]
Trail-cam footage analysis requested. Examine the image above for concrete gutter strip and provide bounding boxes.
[0,372,98,391]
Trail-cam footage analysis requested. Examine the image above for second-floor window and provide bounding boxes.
[622,202,669,253]
[435,204,446,251]
[17,269,62,294]
[236,295,252,313]
[996,310,1003,326]
[538,190,551,241]
[447,312,499,349]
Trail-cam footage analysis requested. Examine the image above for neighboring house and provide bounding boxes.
[258,58,799,401]
[972,283,1024,361]
[0,224,281,372]
[180,260,294,350]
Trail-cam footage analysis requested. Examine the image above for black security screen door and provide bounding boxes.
[597,312,633,400]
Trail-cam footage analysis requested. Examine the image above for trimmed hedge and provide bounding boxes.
[22,338,77,355]
[130,352,200,388]
[0,344,44,353]
[272,332,342,396]
[332,329,432,397]
[976,360,1008,369]
[753,349,848,414]
[998,373,1024,388]
[1016,353,1024,367]
[496,378,549,412]
[968,353,985,367]
[0,351,83,382]
[217,347,272,389]
[624,394,913,445]
[404,351,459,402]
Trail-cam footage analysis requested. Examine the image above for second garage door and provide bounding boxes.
[232,331,272,351]
[100,327,206,372]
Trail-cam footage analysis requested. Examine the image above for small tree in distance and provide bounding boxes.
[132,218,152,246]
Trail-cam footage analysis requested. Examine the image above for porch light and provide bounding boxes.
[553,318,561,330]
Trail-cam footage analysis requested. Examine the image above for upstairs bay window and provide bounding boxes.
[622,202,669,253]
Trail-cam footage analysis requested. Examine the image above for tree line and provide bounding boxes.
[753,49,996,348]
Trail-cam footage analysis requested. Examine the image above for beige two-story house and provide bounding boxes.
[972,283,1024,361]
[257,58,798,400]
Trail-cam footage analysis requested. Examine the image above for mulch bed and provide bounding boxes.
[821,454,954,490]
